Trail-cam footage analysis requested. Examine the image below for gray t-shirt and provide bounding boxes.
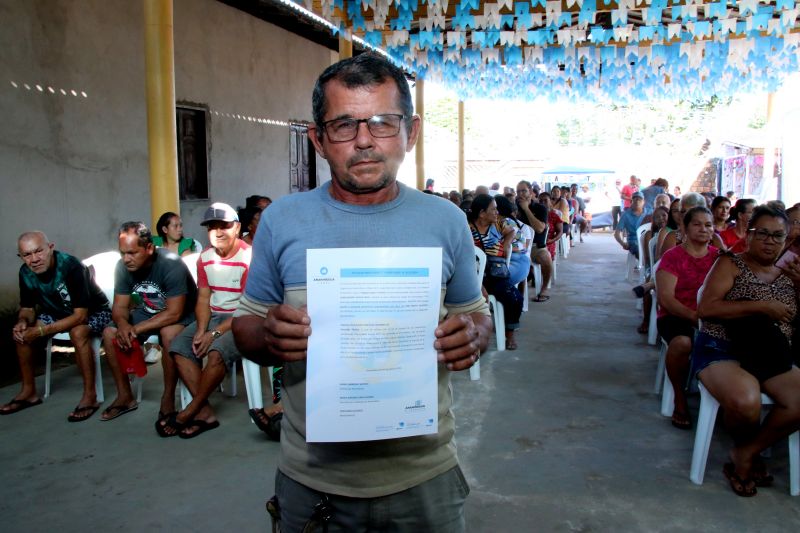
[242,181,488,498]
[114,248,197,324]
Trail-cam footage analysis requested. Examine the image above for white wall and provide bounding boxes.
[0,0,331,307]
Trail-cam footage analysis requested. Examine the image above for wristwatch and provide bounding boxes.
[210,330,222,339]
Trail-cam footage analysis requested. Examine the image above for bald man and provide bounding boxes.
[1,232,111,421]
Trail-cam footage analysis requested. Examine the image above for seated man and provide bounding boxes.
[615,192,646,259]
[1,232,111,421]
[161,203,251,438]
[101,222,197,422]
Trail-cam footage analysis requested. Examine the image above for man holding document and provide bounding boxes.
[233,53,491,532]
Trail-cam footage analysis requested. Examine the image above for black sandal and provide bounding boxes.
[723,462,757,497]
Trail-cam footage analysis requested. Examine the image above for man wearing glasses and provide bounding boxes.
[233,54,491,532]
[1,232,111,420]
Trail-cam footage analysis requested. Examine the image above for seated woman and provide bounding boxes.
[780,205,800,259]
[719,198,756,253]
[711,195,732,234]
[695,205,800,497]
[634,205,670,333]
[658,193,724,260]
[495,195,531,287]
[238,206,263,246]
[152,212,200,257]
[655,198,681,261]
[468,194,524,350]
[656,206,719,430]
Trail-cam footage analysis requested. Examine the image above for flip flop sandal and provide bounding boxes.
[751,458,774,487]
[67,404,100,422]
[179,419,220,439]
[155,412,185,438]
[532,294,550,302]
[249,408,283,440]
[671,412,692,430]
[100,403,138,421]
[723,462,757,497]
[0,397,43,415]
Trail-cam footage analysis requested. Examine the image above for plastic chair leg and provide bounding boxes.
[654,340,667,394]
[522,281,529,313]
[532,264,543,297]
[91,338,104,403]
[647,292,658,346]
[789,431,800,496]
[488,295,505,351]
[660,373,674,417]
[242,358,264,412]
[690,383,720,485]
[469,360,480,381]
[45,341,53,400]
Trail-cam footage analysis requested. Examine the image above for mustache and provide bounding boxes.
[347,152,385,167]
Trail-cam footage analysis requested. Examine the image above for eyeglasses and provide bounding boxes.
[321,114,405,143]
[748,228,787,243]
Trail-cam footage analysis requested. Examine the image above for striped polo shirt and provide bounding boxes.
[197,240,251,313]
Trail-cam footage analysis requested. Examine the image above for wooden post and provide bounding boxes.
[415,79,425,191]
[339,35,352,60]
[143,0,179,228]
[458,100,465,192]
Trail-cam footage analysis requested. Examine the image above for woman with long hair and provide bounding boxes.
[695,205,800,496]
[656,206,719,430]
[153,212,199,257]
[719,198,756,253]
[495,195,531,287]
[238,206,263,246]
[468,194,523,349]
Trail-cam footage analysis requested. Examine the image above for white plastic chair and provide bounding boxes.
[690,383,800,495]
[647,240,659,346]
[473,248,505,352]
[488,254,509,353]
[43,251,120,402]
[470,249,489,380]
[558,233,569,259]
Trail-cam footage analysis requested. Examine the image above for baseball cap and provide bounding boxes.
[632,192,644,199]
[201,202,239,225]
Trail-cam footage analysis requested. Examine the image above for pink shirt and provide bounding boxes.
[621,184,638,208]
[656,245,719,318]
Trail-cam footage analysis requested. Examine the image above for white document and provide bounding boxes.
[305,247,442,443]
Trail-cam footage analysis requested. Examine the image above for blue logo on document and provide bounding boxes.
[320,267,328,275]
[398,421,405,428]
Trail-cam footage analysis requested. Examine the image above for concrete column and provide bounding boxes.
[339,35,352,60]
[458,100,465,192]
[143,0,179,228]
[415,79,424,191]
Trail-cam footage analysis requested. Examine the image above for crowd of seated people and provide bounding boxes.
[3,193,282,441]
[448,179,585,346]
[618,181,800,496]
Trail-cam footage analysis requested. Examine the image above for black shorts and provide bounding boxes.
[657,315,695,344]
